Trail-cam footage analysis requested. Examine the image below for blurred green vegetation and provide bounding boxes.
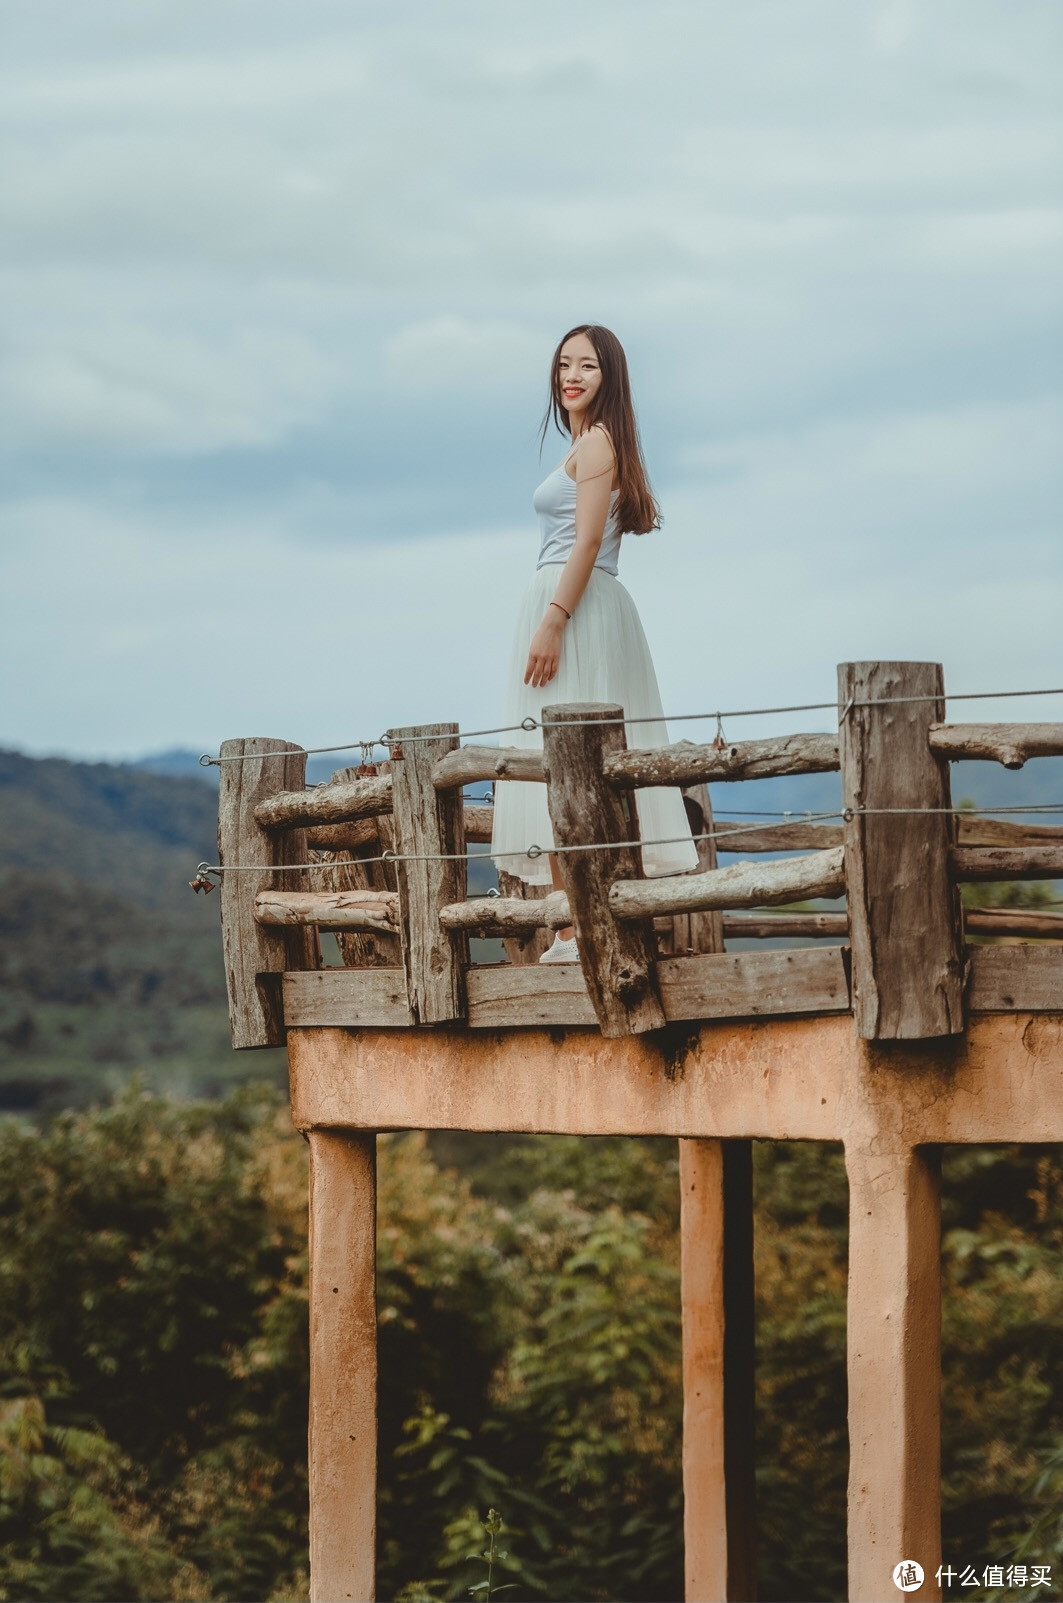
[0,1091,1060,1602]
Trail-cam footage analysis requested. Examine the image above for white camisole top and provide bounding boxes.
[533,453,622,577]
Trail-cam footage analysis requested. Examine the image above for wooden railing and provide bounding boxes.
[216,660,1063,1048]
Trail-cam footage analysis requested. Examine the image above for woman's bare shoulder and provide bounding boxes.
[575,423,616,478]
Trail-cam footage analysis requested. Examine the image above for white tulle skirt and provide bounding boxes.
[490,564,699,886]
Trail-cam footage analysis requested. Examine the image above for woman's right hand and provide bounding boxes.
[524,610,566,688]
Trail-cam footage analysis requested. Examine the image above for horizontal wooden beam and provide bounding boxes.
[283,946,850,1031]
[439,890,570,934]
[603,733,839,790]
[305,803,495,854]
[609,848,846,921]
[715,819,842,852]
[958,816,1063,848]
[965,908,1063,940]
[256,775,394,830]
[967,945,1063,1010]
[724,913,848,939]
[306,818,380,852]
[432,745,545,788]
[710,815,1063,856]
[930,722,1063,768]
[950,846,1063,882]
[283,968,412,1028]
[255,889,398,932]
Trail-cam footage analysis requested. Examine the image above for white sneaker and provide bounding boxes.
[539,933,579,964]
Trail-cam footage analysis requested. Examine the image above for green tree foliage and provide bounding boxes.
[0,1092,1060,1601]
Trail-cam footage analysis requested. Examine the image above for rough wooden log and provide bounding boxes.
[957,816,1063,848]
[390,724,469,1024]
[724,912,849,939]
[714,818,843,853]
[603,732,839,789]
[950,846,1063,882]
[439,890,570,935]
[609,847,845,922]
[709,814,1063,856]
[432,744,545,788]
[840,661,965,1039]
[256,889,399,932]
[218,737,316,1049]
[542,702,666,1036]
[307,818,380,853]
[305,802,494,854]
[930,721,1063,768]
[965,908,1063,940]
[256,774,394,830]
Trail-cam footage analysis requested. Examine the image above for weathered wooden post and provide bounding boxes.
[390,723,469,1024]
[846,1140,942,1602]
[838,661,965,1039]
[307,1130,377,1603]
[679,783,757,1602]
[541,702,666,1036]
[218,737,314,1048]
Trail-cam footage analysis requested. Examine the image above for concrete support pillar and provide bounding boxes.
[846,1143,942,1602]
[308,1130,377,1603]
[681,1138,757,1601]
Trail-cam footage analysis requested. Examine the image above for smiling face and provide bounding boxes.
[556,332,602,427]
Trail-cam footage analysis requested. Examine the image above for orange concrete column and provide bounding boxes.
[308,1130,377,1603]
[846,1143,942,1603]
[681,1139,757,1601]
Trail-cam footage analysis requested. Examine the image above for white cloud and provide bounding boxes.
[381,318,543,397]
[0,318,338,455]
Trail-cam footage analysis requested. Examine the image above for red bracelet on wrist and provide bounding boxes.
[550,601,571,620]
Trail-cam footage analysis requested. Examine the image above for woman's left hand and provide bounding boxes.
[524,611,566,688]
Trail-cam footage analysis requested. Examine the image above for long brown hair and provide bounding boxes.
[539,323,661,536]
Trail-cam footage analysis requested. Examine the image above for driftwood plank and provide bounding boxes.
[255,774,393,830]
[255,889,399,932]
[603,732,839,789]
[283,968,411,1028]
[658,948,850,1019]
[466,964,597,1027]
[432,745,545,788]
[930,722,1063,768]
[968,946,1063,1011]
[218,737,315,1049]
[950,846,1063,882]
[390,723,469,1024]
[542,702,666,1037]
[609,847,845,921]
[305,803,494,854]
[839,661,965,1039]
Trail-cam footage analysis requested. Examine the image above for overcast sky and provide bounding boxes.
[2,0,1061,762]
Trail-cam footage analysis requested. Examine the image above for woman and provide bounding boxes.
[490,323,697,963]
